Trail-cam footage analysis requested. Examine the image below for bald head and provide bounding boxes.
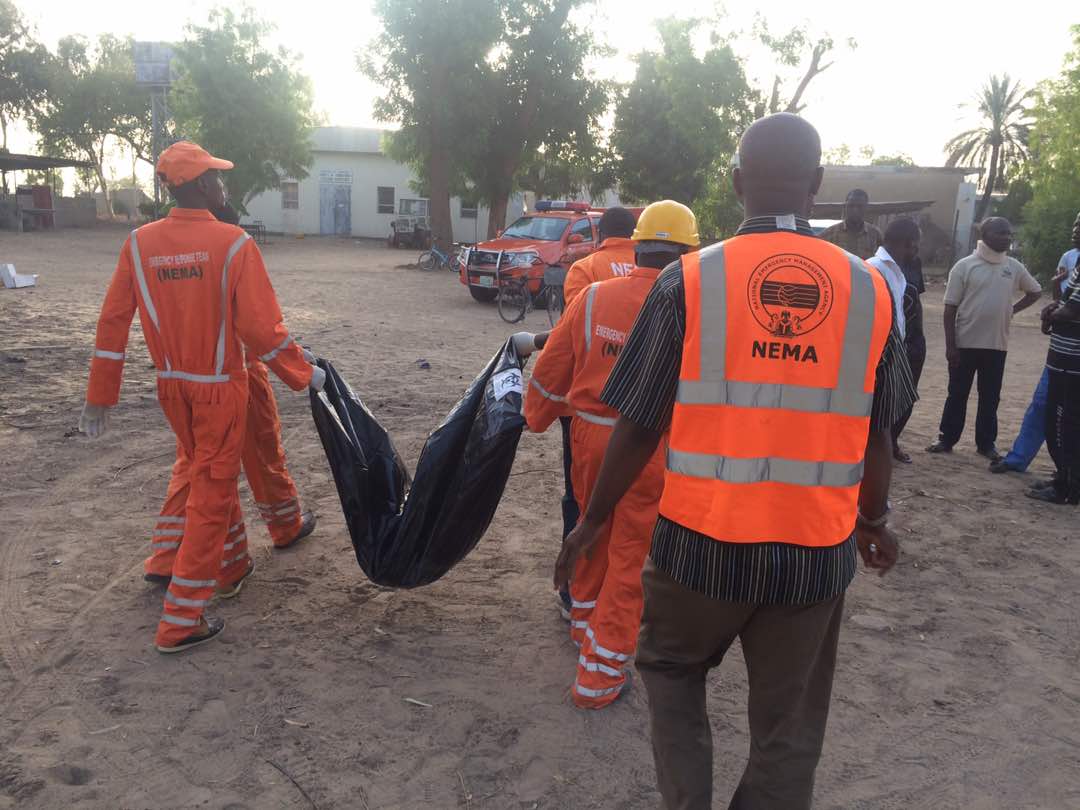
[733,114,824,218]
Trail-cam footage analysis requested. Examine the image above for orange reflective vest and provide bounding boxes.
[659,233,892,547]
[563,238,638,307]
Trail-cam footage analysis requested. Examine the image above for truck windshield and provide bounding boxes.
[501,216,568,241]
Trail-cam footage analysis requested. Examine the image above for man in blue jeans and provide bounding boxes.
[990,243,1075,473]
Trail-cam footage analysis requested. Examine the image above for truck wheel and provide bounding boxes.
[469,286,498,303]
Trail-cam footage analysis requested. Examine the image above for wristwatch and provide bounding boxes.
[857,508,889,528]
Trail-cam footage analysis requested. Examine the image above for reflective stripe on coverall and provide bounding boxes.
[145,349,303,579]
[87,208,313,646]
[525,268,666,708]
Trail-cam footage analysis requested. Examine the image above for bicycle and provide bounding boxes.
[497,264,566,327]
[417,238,466,272]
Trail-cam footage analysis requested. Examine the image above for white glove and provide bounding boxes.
[309,365,326,392]
[302,347,316,363]
[511,332,538,357]
[79,402,111,439]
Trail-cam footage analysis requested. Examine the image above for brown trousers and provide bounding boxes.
[636,559,845,810]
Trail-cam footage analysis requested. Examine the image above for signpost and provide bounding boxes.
[133,42,174,210]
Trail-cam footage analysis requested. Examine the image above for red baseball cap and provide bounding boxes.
[156,141,233,187]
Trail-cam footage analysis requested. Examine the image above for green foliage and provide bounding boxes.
[32,34,150,210]
[469,0,611,235]
[612,19,753,207]
[0,0,51,149]
[364,0,611,241]
[362,0,500,243]
[172,8,316,208]
[691,157,743,241]
[870,153,915,167]
[945,74,1031,220]
[753,15,854,116]
[1022,28,1080,278]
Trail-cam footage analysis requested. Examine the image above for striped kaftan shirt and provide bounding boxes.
[600,215,917,604]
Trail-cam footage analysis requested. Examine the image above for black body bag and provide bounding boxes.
[310,340,527,587]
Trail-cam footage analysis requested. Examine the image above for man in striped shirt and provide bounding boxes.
[1030,212,1080,505]
[554,114,915,809]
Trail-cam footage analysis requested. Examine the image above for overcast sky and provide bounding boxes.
[8,0,1077,174]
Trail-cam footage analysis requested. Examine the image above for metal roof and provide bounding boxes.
[0,152,94,171]
[811,200,937,218]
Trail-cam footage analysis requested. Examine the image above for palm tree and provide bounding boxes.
[945,74,1032,221]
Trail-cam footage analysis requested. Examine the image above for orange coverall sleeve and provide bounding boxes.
[86,238,138,407]
[524,292,585,433]
[562,258,592,308]
[232,239,313,391]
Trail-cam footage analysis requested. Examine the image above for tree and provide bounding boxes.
[945,74,1032,222]
[362,0,501,247]
[468,0,611,237]
[33,35,149,215]
[172,8,317,209]
[611,19,754,207]
[870,153,915,167]
[1022,28,1080,279]
[754,16,855,116]
[0,0,51,151]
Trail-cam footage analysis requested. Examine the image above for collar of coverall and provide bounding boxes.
[599,236,635,249]
[167,207,218,221]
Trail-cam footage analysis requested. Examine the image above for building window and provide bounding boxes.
[460,200,478,219]
[377,186,395,214]
[281,181,299,210]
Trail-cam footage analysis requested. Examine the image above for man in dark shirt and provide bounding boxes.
[554,114,915,809]
[819,188,884,259]
[886,218,926,463]
[1031,211,1080,505]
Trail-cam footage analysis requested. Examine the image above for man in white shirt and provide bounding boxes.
[868,218,922,461]
[867,218,919,339]
[928,218,1043,461]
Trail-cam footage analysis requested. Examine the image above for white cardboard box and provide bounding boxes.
[0,263,38,289]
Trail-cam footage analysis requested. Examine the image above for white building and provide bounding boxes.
[244,126,522,242]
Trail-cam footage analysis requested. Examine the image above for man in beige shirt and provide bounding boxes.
[819,188,883,259]
[928,218,1042,460]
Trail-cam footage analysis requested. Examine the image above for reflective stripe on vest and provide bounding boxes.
[667,448,864,488]
[676,246,877,417]
[129,228,248,384]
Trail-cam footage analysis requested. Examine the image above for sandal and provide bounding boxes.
[156,616,225,654]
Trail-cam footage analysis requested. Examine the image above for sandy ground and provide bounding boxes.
[0,225,1077,810]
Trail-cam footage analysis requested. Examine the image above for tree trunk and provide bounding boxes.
[92,144,112,219]
[0,113,7,150]
[487,193,509,239]
[429,140,453,249]
[975,142,1000,222]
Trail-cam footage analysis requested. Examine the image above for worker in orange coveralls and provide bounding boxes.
[517,200,700,707]
[79,141,325,654]
[141,201,317,590]
[551,206,641,619]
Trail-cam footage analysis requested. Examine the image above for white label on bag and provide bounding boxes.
[491,368,523,401]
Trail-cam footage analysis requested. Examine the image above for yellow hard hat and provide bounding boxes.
[632,200,700,248]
